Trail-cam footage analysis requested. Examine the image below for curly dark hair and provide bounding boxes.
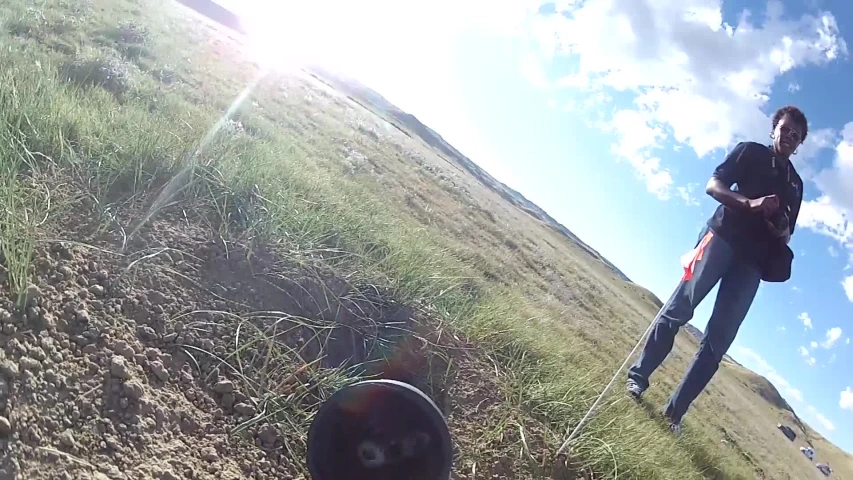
[772,105,808,141]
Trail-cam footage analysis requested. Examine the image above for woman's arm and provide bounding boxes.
[705,177,750,211]
[706,177,779,215]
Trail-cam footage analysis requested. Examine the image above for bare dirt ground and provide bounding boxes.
[0,0,850,479]
[0,195,562,480]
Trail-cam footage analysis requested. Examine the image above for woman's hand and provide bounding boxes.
[748,195,780,216]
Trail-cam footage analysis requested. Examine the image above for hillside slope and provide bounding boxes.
[179,0,631,285]
[300,49,853,480]
[728,366,853,478]
[180,1,852,478]
[304,65,634,284]
[0,0,849,479]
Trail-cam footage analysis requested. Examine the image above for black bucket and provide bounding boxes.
[307,379,453,480]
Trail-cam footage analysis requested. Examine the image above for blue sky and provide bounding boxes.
[229,0,853,452]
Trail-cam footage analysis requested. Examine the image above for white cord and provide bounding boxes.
[555,283,680,457]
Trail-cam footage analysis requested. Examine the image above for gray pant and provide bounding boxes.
[627,226,761,423]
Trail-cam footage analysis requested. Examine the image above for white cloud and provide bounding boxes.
[607,109,673,199]
[520,53,552,88]
[841,387,853,411]
[734,346,803,403]
[792,286,802,293]
[788,82,800,93]
[829,245,840,257]
[777,326,786,332]
[810,341,818,349]
[793,127,837,178]
[807,357,817,366]
[807,405,836,432]
[799,195,853,247]
[798,346,809,357]
[843,276,853,303]
[847,338,851,345]
[528,0,847,197]
[798,312,813,330]
[798,123,853,261]
[676,183,701,206]
[822,327,843,349]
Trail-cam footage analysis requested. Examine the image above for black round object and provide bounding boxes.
[307,379,453,480]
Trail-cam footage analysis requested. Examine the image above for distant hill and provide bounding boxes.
[683,323,703,343]
[682,322,742,368]
[729,365,816,449]
[304,65,634,284]
[185,0,632,283]
[177,0,246,34]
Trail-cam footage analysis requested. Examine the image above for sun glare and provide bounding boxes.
[231,0,460,118]
[239,1,381,73]
[240,3,321,70]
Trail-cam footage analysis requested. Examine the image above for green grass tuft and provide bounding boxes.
[0,0,846,478]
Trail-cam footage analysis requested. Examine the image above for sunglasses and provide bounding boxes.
[779,125,801,143]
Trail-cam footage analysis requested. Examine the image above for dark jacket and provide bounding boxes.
[707,141,803,281]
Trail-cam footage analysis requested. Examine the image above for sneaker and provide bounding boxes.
[626,379,645,400]
[668,422,682,436]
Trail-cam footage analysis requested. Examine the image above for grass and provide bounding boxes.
[0,0,849,478]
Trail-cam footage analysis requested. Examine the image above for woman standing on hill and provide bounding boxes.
[625,105,807,435]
